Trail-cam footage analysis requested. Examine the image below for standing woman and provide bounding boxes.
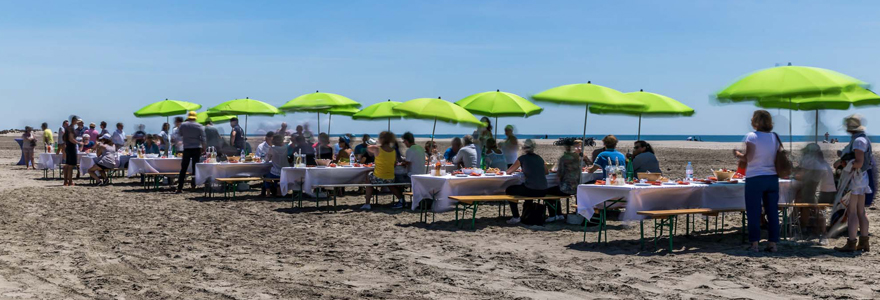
[736,110,781,252]
[834,114,873,252]
[501,125,519,169]
[21,126,36,169]
[63,116,80,186]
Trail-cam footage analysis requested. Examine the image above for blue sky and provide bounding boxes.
[2,1,879,137]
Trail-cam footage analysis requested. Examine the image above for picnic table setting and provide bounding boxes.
[279,162,375,196]
[127,155,188,177]
[193,154,273,186]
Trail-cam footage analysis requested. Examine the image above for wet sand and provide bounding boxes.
[1,136,879,299]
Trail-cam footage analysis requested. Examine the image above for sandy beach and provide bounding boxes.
[1,136,879,299]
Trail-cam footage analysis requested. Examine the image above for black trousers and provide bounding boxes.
[505,184,546,218]
[178,148,201,190]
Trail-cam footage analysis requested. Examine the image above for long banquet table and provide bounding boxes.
[575,180,793,221]
[194,162,272,186]
[79,155,132,174]
[279,166,374,196]
[127,157,189,176]
[411,172,604,212]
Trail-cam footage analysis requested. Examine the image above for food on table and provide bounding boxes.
[329,163,337,168]
[712,168,736,181]
[486,167,501,174]
[676,181,690,185]
[595,180,606,185]
[469,172,481,176]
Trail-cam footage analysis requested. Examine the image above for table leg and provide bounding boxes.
[686,214,690,236]
[455,203,460,227]
[668,216,675,252]
[471,202,478,229]
[640,220,644,250]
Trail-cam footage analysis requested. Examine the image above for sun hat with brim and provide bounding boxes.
[845,114,866,132]
[522,139,537,152]
[100,133,112,141]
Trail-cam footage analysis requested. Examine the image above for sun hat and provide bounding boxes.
[366,138,377,145]
[82,133,90,139]
[100,133,112,141]
[522,139,536,152]
[186,111,198,121]
[844,114,866,132]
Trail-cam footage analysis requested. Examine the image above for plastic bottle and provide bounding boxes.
[349,151,356,166]
[625,158,634,181]
[686,161,694,181]
[240,149,246,160]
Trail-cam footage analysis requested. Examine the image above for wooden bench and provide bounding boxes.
[448,195,571,229]
[637,208,713,252]
[143,172,189,190]
[779,203,833,240]
[306,183,412,210]
[212,177,262,199]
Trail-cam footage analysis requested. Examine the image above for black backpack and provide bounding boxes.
[520,201,545,226]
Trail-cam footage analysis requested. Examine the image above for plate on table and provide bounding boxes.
[634,183,651,186]
[662,182,677,185]
[484,173,495,176]
[455,174,468,177]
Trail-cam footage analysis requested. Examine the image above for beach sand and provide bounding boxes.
[1,136,879,299]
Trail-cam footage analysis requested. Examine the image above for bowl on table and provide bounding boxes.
[713,170,736,181]
[227,156,240,163]
[637,172,662,181]
[315,159,332,167]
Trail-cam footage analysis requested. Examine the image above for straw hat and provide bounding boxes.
[186,111,198,121]
[844,114,865,132]
[522,139,536,152]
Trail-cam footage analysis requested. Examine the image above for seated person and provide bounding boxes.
[587,135,625,179]
[794,143,837,243]
[424,140,438,161]
[132,124,147,146]
[81,134,96,152]
[631,140,661,173]
[262,134,290,197]
[87,135,117,185]
[144,135,161,154]
[545,138,581,222]
[444,137,461,161]
[453,135,478,169]
[482,138,507,170]
[354,134,375,164]
[335,136,353,164]
[504,139,548,224]
[315,133,334,160]
[288,135,316,165]
[255,131,274,159]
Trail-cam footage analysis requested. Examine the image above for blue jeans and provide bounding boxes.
[745,175,780,243]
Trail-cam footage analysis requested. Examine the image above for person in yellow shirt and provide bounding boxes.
[362,131,405,210]
[41,122,54,151]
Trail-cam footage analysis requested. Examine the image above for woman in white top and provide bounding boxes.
[833,114,873,252]
[735,110,781,252]
[500,125,519,168]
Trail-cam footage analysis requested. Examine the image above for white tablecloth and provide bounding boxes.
[127,158,189,177]
[194,162,273,185]
[279,166,374,196]
[38,153,63,170]
[576,180,793,221]
[410,172,604,212]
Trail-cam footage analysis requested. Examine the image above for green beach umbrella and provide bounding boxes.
[207,97,281,141]
[133,99,202,127]
[716,64,871,145]
[279,91,361,134]
[756,86,880,141]
[590,90,694,140]
[195,111,234,125]
[393,97,485,145]
[352,99,407,131]
[532,81,644,143]
[716,65,868,101]
[455,90,543,138]
[322,106,360,136]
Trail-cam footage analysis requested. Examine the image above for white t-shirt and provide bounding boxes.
[743,131,779,178]
[405,145,426,176]
[501,140,519,165]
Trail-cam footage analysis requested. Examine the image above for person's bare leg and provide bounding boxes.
[88,167,100,181]
[364,187,373,205]
[847,195,861,240]
[856,194,868,237]
[390,187,403,199]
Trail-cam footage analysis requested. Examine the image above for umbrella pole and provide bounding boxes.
[317,112,320,134]
[387,117,390,132]
[789,97,792,151]
[582,105,589,145]
[495,116,498,140]
[637,114,642,141]
[815,109,819,143]
[430,118,437,150]
[328,113,332,136]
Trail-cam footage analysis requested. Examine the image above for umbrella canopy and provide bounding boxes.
[321,106,361,136]
[207,97,281,116]
[134,99,202,117]
[393,97,484,144]
[455,90,542,138]
[196,111,234,125]
[757,86,880,110]
[715,65,868,101]
[352,100,407,131]
[532,81,645,143]
[278,91,360,134]
[590,90,694,140]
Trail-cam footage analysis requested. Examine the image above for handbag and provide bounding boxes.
[772,132,792,178]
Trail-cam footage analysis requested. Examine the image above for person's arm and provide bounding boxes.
[852,149,865,170]
[199,127,207,151]
[506,159,521,174]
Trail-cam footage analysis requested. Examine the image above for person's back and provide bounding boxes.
[556,151,581,194]
[594,149,625,178]
[632,151,661,173]
[204,125,222,149]
[454,144,478,168]
[518,152,547,190]
[484,149,507,170]
[405,144,426,175]
[231,124,245,150]
[98,143,117,167]
[743,131,778,178]
[268,144,290,176]
[178,121,206,150]
[374,146,396,179]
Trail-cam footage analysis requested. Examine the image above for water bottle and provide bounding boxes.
[349,151,356,165]
[686,161,694,181]
[240,149,246,160]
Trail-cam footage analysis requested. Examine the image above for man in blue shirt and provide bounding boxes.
[443,137,461,161]
[588,135,626,179]
[353,134,374,164]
